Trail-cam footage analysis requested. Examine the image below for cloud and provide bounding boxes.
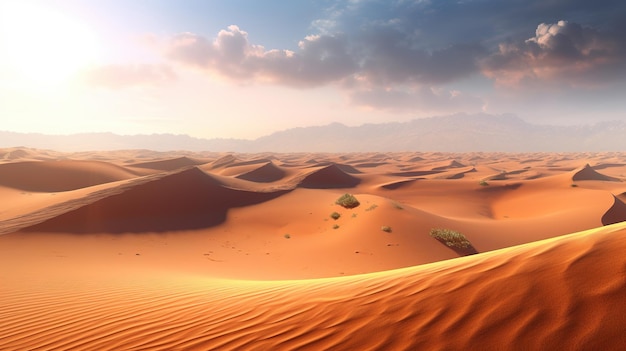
[157,0,626,114]
[356,28,486,86]
[162,22,486,113]
[347,85,485,113]
[482,20,626,87]
[164,25,357,87]
[82,64,176,89]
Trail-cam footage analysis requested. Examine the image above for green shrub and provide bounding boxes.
[429,228,472,248]
[365,204,378,211]
[381,225,392,233]
[390,201,404,210]
[336,193,360,208]
[330,212,341,220]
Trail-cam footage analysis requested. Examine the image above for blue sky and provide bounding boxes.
[1,0,625,139]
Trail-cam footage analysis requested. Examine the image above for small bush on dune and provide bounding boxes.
[390,201,404,210]
[365,204,378,211]
[479,180,489,186]
[429,228,472,248]
[330,212,341,220]
[381,225,392,233]
[336,193,360,208]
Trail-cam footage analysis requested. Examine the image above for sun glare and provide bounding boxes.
[0,2,100,88]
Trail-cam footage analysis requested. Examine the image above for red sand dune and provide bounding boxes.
[573,163,621,182]
[1,149,625,350]
[0,160,136,192]
[20,167,288,233]
[297,164,362,188]
[235,161,287,183]
[1,223,624,350]
[127,156,210,171]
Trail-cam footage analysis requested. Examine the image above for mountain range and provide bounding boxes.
[2,113,625,152]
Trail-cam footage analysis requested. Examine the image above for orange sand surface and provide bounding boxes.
[1,148,625,350]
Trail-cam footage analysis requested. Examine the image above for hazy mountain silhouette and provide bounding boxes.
[2,113,625,152]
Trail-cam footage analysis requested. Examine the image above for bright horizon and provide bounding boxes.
[1,0,625,140]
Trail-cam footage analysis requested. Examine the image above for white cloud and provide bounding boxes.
[164,25,356,87]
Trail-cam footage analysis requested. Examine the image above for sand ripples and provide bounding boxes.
[2,225,625,350]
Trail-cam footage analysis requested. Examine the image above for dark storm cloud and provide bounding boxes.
[161,0,626,111]
[481,20,626,87]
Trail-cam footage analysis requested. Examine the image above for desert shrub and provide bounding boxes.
[333,224,340,229]
[429,228,472,248]
[330,212,341,220]
[479,180,489,186]
[390,201,404,210]
[381,225,392,233]
[284,234,291,239]
[365,204,378,211]
[336,193,360,208]
[571,183,578,187]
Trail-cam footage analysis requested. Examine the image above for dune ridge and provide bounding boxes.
[0,160,137,192]
[19,167,289,233]
[1,223,624,350]
[127,156,209,171]
[297,164,361,188]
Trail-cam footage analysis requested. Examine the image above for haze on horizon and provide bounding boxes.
[1,0,625,140]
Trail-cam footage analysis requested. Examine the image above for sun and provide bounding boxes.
[0,2,100,88]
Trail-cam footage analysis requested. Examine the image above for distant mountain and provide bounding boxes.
[2,113,625,152]
[0,131,251,153]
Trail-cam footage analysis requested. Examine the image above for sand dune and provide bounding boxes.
[0,147,58,161]
[20,167,289,233]
[235,161,287,183]
[0,160,137,192]
[573,163,621,182]
[208,154,239,169]
[1,222,624,350]
[127,156,209,171]
[1,149,625,350]
[297,164,362,188]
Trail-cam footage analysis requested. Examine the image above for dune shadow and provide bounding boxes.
[20,167,290,234]
[236,162,286,183]
[432,239,479,257]
[298,164,361,189]
[601,196,626,226]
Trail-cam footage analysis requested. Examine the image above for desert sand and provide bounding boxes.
[1,147,625,350]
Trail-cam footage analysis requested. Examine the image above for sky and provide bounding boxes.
[1,0,625,140]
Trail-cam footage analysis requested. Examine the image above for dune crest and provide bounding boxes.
[0,160,136,192]
[235,162,286,183]
[1,222,624,350]
[20,167,289,233]
[572,164,621,182]
[298,164,361,188]
[128,156,209,171]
